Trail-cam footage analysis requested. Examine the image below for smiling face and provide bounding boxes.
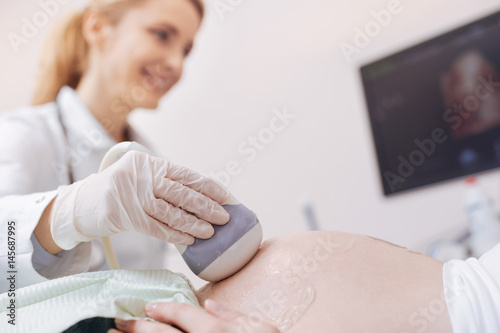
[89,0,202,109]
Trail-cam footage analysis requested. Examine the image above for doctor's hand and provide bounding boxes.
[109,299,280,333]
[49,151,230,250]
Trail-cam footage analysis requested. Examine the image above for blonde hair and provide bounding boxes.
[32,0,204,106]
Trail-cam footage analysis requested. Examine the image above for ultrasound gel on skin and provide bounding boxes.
[99,142,263,282]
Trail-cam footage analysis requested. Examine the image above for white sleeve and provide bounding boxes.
[0,114,90,293]
[443,243,500,333]
[477,243,500,280]
[0,191,55,293]
[0,192,92,293]
[0,114,50,197]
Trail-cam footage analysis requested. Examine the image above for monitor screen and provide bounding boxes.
[360,10,500,196]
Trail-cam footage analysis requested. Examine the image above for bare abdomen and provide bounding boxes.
[196,231,453,333]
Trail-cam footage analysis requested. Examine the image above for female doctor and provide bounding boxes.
[0,0,231,292]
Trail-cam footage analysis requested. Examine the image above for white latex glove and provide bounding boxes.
[50,151,230,250]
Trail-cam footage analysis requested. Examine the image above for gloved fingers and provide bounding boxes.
[140,214,195,246]
[164,162,229,204]
[154,178,229,225]
[145,198,215,239]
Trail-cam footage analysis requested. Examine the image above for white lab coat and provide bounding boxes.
[0,86,163,293]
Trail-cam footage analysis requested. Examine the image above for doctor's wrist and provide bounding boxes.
[34,196,64,255]
[49,182,95,250]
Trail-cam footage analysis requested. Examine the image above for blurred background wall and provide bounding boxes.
[1,0,500,258]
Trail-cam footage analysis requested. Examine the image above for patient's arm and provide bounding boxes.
[196,231,453,333]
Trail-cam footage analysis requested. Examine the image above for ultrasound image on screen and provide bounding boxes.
[361,11,500,195]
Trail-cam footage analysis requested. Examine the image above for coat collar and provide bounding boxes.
[55,86,117,151]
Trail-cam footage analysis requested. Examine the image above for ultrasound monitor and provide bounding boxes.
[360,11,500,196]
